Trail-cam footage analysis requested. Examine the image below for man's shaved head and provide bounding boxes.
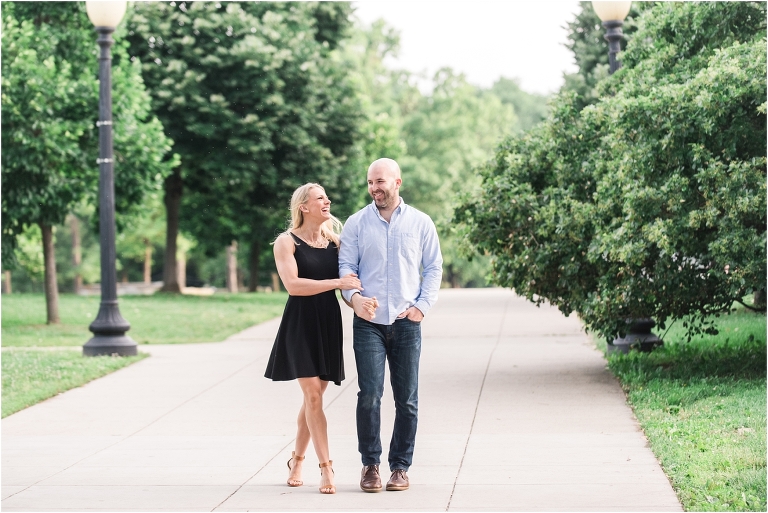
[368,158,401,179]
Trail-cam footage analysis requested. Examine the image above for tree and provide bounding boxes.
[57,203,101,293]
[114,194,166,284]
[126,1,363,292]
[341,18,412,211]
[490,77,549,132]
[10,225,46,291]
[456,2,767,341]
[1,2,175,321]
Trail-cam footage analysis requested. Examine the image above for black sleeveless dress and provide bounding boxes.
[264,233,345,386]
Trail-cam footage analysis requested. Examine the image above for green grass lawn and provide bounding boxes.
[1,291,289,346]
[1,292,289,417]
[2,348,148,417]
[603,310,767,511]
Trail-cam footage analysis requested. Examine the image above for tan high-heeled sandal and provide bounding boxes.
[319,460,336,494]
[286,451,305,487]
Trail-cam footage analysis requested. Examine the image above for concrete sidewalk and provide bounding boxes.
[1,288,682,511]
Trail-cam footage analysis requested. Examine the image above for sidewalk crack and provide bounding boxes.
[446,297,511,511]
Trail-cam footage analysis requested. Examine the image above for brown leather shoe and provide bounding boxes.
[360,465,383,493]
[386,469,409,491]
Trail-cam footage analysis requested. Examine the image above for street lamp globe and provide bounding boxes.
[591,1,632,74]
[591,1,631,23]
[85,1,127,29]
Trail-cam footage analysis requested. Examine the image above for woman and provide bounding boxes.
[264,183,376,494]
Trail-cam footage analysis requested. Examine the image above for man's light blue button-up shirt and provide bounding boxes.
[339,199,443,326]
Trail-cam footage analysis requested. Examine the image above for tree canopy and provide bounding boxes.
[456,2,767,341]
[1,1,175,268]
[125,1,363,289]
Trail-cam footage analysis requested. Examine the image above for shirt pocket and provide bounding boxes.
[400,232,420,260]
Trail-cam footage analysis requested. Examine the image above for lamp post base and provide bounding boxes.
[607,318,663,354]
[83,334,137,356]
[85,300,134,356]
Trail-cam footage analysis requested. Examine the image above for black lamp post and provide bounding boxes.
[83,1,137,357]
[592,1,663,354]
[592,1,632,74]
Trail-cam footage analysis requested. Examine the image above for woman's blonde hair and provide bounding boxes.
[277,183,342,246]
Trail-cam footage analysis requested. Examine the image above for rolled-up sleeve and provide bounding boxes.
[413,220,443,316]
[338,215,360,303]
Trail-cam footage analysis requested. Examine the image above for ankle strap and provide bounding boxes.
[319,460,333,468]
[291,451,305,461]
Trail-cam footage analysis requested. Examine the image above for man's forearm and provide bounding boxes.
[342,288,360,302]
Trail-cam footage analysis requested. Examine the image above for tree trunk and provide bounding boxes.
[446,263,460,288]
[754,288,766,310]
[121,269,129,283]
[226,241,238,293]
[69,214,82,294]
[161,168,182,293]
[271,272,280,293]
[3,270,11,294]
[177,251,186,289]
[248,240,260,292]
[40,223,60,324]
[143,239,152,284]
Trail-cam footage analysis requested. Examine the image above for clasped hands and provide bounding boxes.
[339,273,378,321]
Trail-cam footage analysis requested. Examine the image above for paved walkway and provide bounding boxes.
[1,288,682,511]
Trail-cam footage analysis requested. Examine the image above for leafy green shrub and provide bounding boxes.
[456,2,766,341]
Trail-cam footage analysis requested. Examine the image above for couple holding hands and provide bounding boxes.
[264,158,443,494]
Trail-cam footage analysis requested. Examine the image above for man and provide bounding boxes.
[339,158,443,493]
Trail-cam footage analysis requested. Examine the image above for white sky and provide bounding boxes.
[352,0,583,95]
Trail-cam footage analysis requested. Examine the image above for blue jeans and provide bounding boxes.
[353,315,421,472]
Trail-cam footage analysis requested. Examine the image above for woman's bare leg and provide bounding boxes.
[295,402,311,455]
[288,403,311,486]
[298,377,335,493]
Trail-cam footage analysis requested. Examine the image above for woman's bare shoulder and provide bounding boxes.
[274,233,297,253]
